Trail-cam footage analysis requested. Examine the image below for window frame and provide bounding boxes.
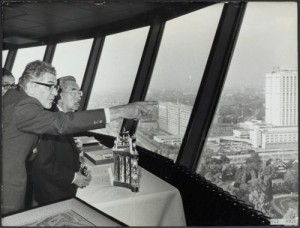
[176,2,247,169]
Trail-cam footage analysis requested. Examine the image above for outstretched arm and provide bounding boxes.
[109,101,158,121]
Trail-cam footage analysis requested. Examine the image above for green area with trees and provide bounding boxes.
[198,150,298,218]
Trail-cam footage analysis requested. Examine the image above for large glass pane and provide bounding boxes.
[136,3,224,162]
[87,27,149,136]
[2,50,8,67]
[12,46,46,81]
[52,39,93,87]
[197,2,298,225]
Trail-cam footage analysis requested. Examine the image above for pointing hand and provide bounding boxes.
[109,101,158,121]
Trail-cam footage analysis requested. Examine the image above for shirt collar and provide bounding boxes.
[57,104,64,112]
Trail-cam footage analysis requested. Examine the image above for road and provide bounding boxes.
[136,130,161,152]
[271,194,298,216]
[245,109,260,121]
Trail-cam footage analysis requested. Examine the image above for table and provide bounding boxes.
[2,198,125,226]
[76,163,186,226]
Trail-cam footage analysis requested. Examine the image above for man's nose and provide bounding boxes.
[52,88,58,96]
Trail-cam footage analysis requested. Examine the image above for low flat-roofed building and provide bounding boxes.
[213,150,297,165]
[139,120,158,129]
[252,126,298,149]
[233,128,252,139]
[153,135,182,145]
[272,178,284,187]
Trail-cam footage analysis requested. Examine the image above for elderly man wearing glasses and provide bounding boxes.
[2,60,157,215]
[31,76,91,206]
[2,68,16,96]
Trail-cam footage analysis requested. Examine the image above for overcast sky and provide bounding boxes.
[150,1,297,91]
[226,2,297,89]
[3,1,297,93]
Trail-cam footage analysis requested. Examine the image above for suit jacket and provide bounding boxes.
[2,89,106,215]
[32,114,81,205]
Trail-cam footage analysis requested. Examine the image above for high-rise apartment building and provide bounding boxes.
[158,102,192,136]
[265,69,298,126]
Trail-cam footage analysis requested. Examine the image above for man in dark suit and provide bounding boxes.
[32,76,91,206]
[2,60,156,215]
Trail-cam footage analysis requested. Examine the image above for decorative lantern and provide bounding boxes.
[113,130,140,192]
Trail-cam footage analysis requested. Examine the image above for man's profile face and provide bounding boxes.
[59,81,82,112]
[2,75,15,96]
[31,72,58,109]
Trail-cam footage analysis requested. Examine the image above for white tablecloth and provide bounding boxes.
[76,163,186,226]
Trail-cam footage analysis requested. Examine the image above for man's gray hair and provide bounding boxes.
[18,60,56,90]
[57,76,77,92]
[53,76,77,104]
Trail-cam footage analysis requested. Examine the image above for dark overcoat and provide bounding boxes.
[2,89,106,215]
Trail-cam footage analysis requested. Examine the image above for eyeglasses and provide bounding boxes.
[31,81,60,91]
[62,90,83,97]
[2,84,17,89]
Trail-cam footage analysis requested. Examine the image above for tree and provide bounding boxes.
[285,160,295,169]
[197,149,214,175]
[261,162,276,178]
[284,169,298,193]
[260,161,277,202]
[246,153,262,171]
[222,164,237,181]
[220,154,230,164]
[248,178,273,216]
[235,166,247,184]
[245,153,262,180]
[235,188,250,204]
[283,207,298,220]
[249,189,267,213]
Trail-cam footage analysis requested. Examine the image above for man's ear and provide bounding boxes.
[56,94,64,107]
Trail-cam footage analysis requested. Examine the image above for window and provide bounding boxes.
[52,39,93,87]
[2,50,8,67]
[197,2,298,224]
[12,46,46,81]
[87,27,149,136]
[136,3,224,161]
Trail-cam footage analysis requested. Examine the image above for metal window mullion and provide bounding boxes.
[122,18,165,134]
[177,2,247,170]
[79,35,105,111]
[43,44,57,63]
[4,49,18,72]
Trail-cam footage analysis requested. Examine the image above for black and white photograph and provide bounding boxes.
[1,0,299,226]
